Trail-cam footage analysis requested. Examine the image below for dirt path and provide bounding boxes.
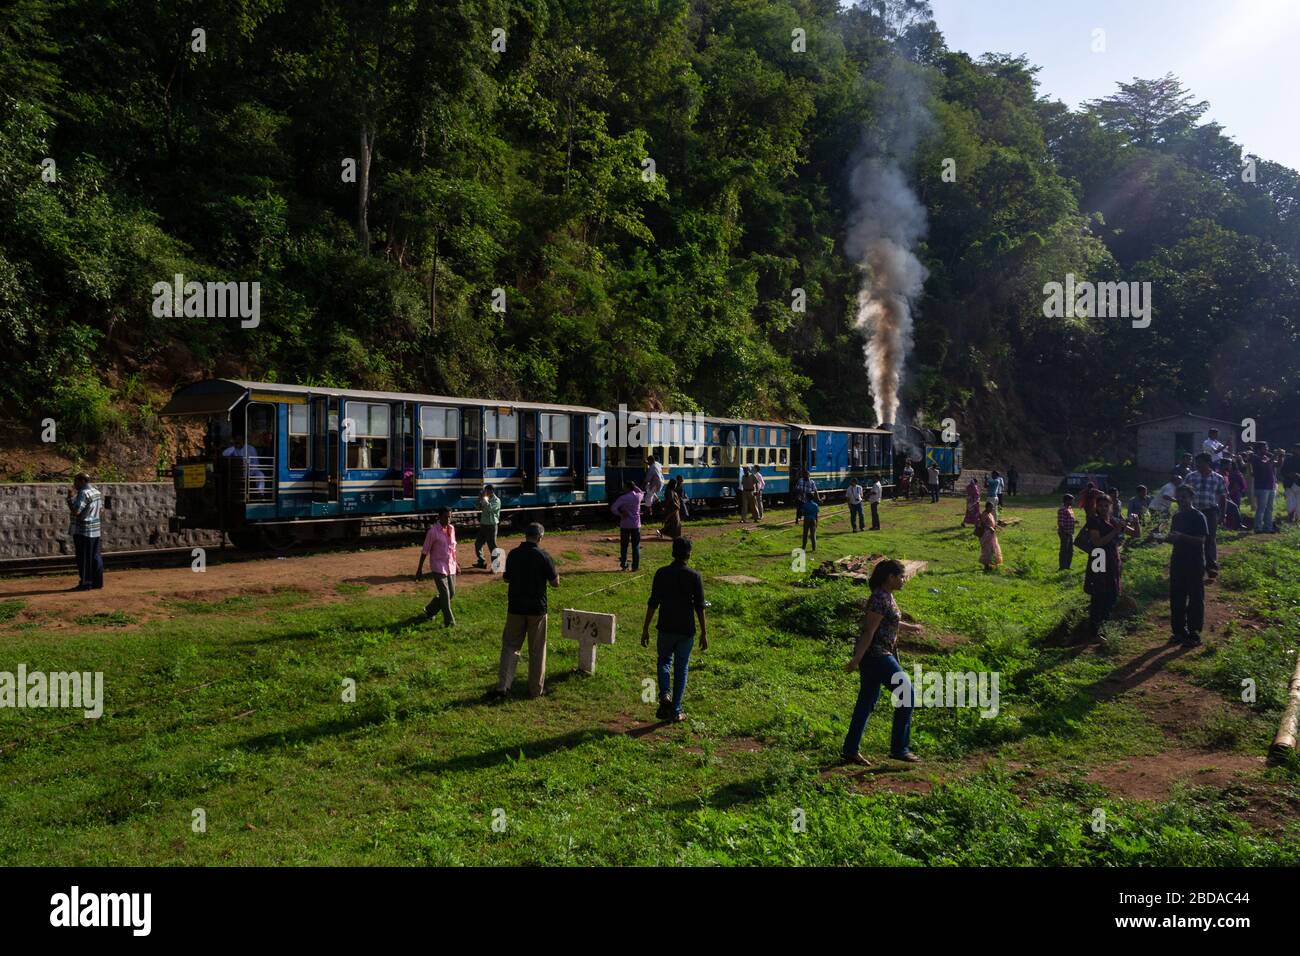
[0,506,817,630]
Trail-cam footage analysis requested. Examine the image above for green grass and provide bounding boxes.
[0,497,1296,865]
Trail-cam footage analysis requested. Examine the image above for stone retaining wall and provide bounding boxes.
[0,482,224,559]
[958,469,1063,496]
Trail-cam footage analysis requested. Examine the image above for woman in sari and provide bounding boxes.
[658,479,683,540]
[978,500,1002,571]
[963,478,981,526]
[1081,496,1137,643]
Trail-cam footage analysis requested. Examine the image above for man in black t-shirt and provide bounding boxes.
[1167,485,1209,647]
[641,538,708,721]
[492,523,559,699]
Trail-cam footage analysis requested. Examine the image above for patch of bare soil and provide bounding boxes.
[1085,750,1265,801]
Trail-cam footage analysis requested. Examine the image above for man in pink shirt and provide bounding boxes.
[416,507,459,626]
[611,481,644,571]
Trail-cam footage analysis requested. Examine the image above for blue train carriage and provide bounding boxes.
[603,411,792,504]
[160,379,605,548]
[787,423,894,500]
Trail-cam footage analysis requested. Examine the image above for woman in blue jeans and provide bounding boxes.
[841,559,924,765]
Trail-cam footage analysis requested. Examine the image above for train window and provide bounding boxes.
[540,413,569,469]
[744,447,755,465]
[345,402,390,469]
[288,404,309,470]
[722,434,738,466]
[590,442,601,470]
[668,446,681,466]
[485,409,518,468]
[420,406,459,469]
[683,445,697,466]
[710,446,720,466]
[779,447,788,466]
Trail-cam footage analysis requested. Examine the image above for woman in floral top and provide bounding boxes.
[841,559,925,766]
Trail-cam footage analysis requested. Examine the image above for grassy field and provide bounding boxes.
[2,496,1298,865]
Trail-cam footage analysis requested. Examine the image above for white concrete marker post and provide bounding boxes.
[562,608,617,675]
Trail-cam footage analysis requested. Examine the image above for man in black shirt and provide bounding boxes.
[1167,485,1208,647]
[641,537,707,721]
[493,523,559,699]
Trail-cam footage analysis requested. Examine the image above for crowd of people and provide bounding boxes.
[53,430,1297,765]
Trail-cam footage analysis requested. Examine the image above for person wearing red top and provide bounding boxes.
[416,507,459,626]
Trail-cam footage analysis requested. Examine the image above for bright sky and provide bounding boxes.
[926,0,1300,171]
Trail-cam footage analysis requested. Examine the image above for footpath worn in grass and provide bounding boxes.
[1,497,1298,865]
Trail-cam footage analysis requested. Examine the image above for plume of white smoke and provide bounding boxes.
[846,55,932,428]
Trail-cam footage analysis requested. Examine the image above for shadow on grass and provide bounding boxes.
[404,727,620,775]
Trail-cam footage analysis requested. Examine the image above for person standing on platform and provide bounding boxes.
[491,523,559,699]
[66,473,104,591]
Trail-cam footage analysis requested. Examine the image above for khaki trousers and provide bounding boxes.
[497,613,548,697]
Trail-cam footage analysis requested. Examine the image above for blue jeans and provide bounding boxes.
[842,653,913,758]
[1255,489,1276,531]
[656,631,694,716]
[849,502,864,530]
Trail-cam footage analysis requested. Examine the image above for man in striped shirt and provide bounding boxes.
[66,473,104,590]
[1180,453,1227,578]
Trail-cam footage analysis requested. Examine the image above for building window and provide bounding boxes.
[420,405,459,469]
[288,403,309,470]
[345,402,390,470]
[540,413,570,468]
[485,409,518,468]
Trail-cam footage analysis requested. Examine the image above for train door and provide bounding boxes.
[571,413,588,491]
[393,401,414,500]
[521,411,538,494]
[311,396,339,505]
[244,401,277,504]
[796,432,813,473]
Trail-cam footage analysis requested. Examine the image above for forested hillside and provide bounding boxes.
[2,0,1298,479]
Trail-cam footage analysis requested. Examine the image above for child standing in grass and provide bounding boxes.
[802,495,820,552]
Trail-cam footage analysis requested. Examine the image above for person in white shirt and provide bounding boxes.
[1149,476,1179,515]
[644,455,664,513]
[753,466,766,518]
[927,464,941,503]
[846,478,865,531]
[867,478,883,530]
[1202,428,1227,464]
